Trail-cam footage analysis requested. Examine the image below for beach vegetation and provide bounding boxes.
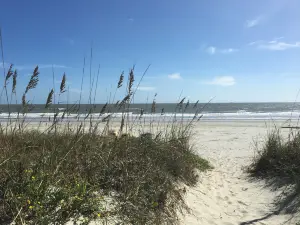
[249,128,300,214]
[0,58,211,224]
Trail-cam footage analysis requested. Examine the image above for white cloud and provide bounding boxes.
[168,73,182,80]
[250,38,300,51]
[205,76,236,86]
[206,46,216,55]
[128,17,134,22]
[206,46,238,55]
[219,48,239,54]
[260,41,300,51]
[248,40,262,46]
[245,16,263,28]
[136,86,156,91]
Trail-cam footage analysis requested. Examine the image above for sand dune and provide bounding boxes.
[180,121,300,225]
[19,120,300,224]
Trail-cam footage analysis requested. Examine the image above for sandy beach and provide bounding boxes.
[179,121,300,225]
[3,119,300,225]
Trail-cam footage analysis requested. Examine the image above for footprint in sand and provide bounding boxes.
[237,200,248,206]
[241,209,248,214]
[229,190,236,196]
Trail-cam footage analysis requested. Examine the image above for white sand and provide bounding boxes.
[180,121,300,225]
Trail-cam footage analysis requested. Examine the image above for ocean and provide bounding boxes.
[0,102,299,121]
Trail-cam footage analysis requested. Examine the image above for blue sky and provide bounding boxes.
[0,0,300,103]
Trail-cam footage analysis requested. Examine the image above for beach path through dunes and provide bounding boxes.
[180,121,300,225]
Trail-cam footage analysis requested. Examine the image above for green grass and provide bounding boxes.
[249,129,300,181]
[0,59,211,224]
[0,129,210,224]
[248,129,300,214]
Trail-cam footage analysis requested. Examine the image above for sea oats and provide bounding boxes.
[193,100,199,109]
[151,100,156,114]
[128,68,135,94]
[12,69,17,93]
[5,64,13,83]
[60,73,66,94]
[177,97,186,111]
[184,100,190,112]
[45,89,54,109]
[117,71,124,88]
[100,103,108,115]
[25,66,39,93]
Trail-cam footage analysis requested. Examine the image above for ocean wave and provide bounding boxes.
[0,111,299,121]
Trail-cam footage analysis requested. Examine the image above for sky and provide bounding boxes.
[0,0,300,103]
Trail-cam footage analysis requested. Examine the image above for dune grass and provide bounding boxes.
[249,128,300,214]
[0,59,211,224]
[0,127,210,224]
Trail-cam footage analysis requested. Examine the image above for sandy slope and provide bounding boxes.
[180,121,300,225]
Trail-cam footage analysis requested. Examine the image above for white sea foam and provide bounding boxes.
[0,111,299,121]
